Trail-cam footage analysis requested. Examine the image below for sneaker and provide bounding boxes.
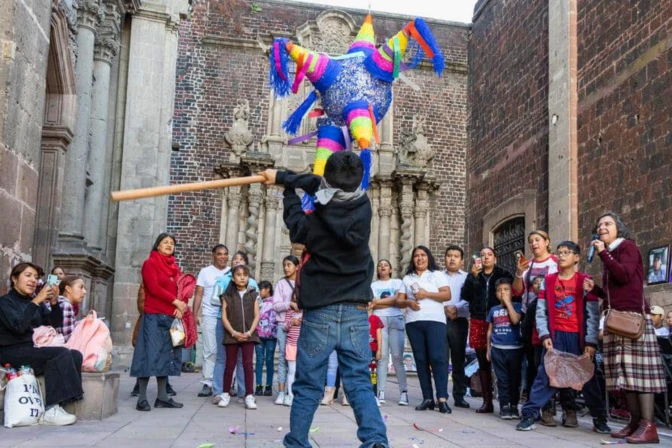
[217,393,231,408]
[516,417,536,431]
[500,404,513,420]
[342,394,349,406]
[378,391,386,404]
[562,409,579,428]
[245,395,258,410]
[263,387,273,397]
[511,405,520,420]
[540,408,557,427]
[593,418,611,434]
[376,397,381,407]
[275,391,286,405]
[198,384,213,397]
[41,405,76,426]
[212,394,222,405]
[399,391,409,406]
[255,385,264,396]
[284,394,293,407]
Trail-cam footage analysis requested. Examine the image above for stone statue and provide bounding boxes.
[225,99,254,163]
[398,116,435,168]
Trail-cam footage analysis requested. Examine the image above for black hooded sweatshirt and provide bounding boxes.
[461,265,513,321]
[277,171,374,310]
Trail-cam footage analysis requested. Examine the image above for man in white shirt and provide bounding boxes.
[193,244,230,397]
[443,245,470,409]
[651,306,670,337]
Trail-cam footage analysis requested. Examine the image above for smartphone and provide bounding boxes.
[514,251,527,264]
[47,274,60,287]
[472,253,482,267]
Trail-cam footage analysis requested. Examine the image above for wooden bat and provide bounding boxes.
[110,175,266,202]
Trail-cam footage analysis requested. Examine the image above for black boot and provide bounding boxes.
[415,399,435,411]
[130,381,140,397]
[166,381,177,397]
[475,370,493,414]
[439,401,452,414]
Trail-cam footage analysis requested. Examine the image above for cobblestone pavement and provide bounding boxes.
[1,373,670,447]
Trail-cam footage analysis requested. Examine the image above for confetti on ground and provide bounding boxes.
[412,423,443,433]
[197,444,214,448]
[278,426,283,431]
[600,440,626,445]
[310,427,320,433]
[383,415,389,423]
[228,426,239,434]
[461,429,475,434]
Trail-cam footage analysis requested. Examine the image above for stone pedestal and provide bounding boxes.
[63,372,120,420]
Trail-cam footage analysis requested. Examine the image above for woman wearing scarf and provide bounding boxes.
[131,233,188,411]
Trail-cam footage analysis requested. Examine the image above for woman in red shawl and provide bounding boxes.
[131,233,188,411]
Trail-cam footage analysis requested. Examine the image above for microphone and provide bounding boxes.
[587,234,599,264]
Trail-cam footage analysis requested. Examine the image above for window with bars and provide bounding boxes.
[493,217,526,276]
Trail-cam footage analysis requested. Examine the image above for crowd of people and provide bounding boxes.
[0,149,669,447]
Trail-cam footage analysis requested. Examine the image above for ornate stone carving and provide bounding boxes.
[245,185,264,271]
[296,10,357,55]
[398,116,435,168]
[94,35,119,63]
[225,99,254,163]
[77,0,105,32]
[399,204,414,271]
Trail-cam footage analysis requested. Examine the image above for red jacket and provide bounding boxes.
[141,251,181,316]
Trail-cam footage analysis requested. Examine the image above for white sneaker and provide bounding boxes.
[376,397,381,407]
[399,391,409,406]
[275,391,286,406]
[283,394,293,407]
[245,395,257,410]
[217,393,231,408]
[41,405,76,426]
[377,391,386,403]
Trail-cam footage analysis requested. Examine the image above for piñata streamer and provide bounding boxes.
[269,39,291,97]
[283,90,318,135]
[313,124,347,177]
[348,14,376,56]
[343,101,374,150]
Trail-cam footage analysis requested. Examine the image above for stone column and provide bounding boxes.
[59,0,104,242]
[84,24,119,250]
[261,189,280,281]
[397,175,416,275]
[244,184,263,273]
[378,180,394,262]
[226,184,243,254]
[377,100,396,176]
[369,182,380,263]
[414,183,430,246]
[548,0,579,242]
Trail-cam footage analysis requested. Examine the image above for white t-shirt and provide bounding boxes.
[402,270,450,324]
[371,279,404,317]
[197,265,231,318]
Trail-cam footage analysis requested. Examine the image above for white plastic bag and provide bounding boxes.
[170,318,185,347]
[4,374,44,428]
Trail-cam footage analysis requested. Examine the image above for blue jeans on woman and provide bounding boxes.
[283,303,388,448]
[406,320,448,401]
[255,338,277,387]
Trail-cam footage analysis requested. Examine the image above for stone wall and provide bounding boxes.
[170,0,469,278]
[577,0,672,305]
[467,0,550,254]
[0,0,51,289]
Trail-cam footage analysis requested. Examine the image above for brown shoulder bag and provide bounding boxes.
[603,272,646,340]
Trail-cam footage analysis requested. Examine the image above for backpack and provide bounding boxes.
[65,310,113,373]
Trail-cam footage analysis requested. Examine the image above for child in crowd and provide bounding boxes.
[517,241,610,433]
[272,255,299,405]
[486,278,523,419]
[218,265,260,410]
[283,297,303,407]
[57,276,87,342]
[368,306,384,406]
[255,281,277,396]
[259,150,387,448]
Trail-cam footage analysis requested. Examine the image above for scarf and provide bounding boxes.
[314,177,366,205]
[149,250,180,280]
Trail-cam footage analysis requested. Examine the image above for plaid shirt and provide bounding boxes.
[57,296,77,342]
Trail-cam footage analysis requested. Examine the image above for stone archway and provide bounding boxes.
[33,6,77,270]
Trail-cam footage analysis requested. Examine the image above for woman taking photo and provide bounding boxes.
[131,233,187,411]
[370,259,409,406]
[0,263,83,426]
[462,247,512,414]
[585,212,666,444]
[397,246,452,414]
[511,230,558,421]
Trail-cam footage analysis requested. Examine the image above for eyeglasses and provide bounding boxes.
[555,251,576,258]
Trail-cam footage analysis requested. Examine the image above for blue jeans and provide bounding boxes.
[490,347,524,407]
[283,304,388,448]
[326,350,338,387]
[213,319,246,395]
[522,330,606,419]
[376,314,408,394]
[277,327,288,385]
[255,338,277,386]
[406,320,448,400]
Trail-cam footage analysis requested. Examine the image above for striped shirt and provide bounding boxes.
[283,308,303,347]
[57,296,77,342]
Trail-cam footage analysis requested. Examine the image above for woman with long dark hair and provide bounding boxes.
[397,246,452,413]
[461,247,513,414]
[585,212,666,444]
[0,262,83,425]
[131,233,187,411]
